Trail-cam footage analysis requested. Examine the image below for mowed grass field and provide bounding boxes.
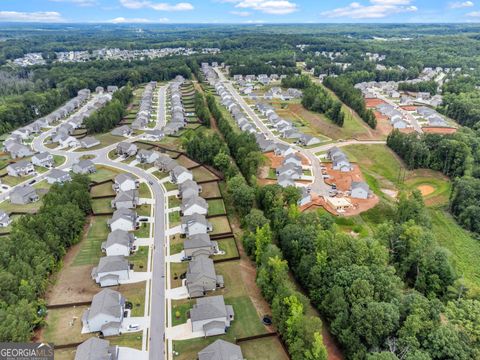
[342,143,480,296]
[73,215,109,266]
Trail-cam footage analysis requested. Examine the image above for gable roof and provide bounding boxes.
[105,230,134,249]
[191,295,228,322]
[198,340,243,360]
[88,289,124,320]
[96,255,129,273]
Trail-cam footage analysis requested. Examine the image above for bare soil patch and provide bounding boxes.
[418,184,435,196]
[422,126,457,134]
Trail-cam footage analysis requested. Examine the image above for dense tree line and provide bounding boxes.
[194,90,211,126]
[84,85,133,133]
[281,74,312,89]
[387,128,480,236]
[398,80,438,95]
[323,75,377,129]
[206,93,263,183]
[0,175,91,341]
[251,184,477,359]
[301,84,345,126]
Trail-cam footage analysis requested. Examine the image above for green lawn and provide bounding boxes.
[109,333,143,350]
[267,168,277,180]
[169,235,184,255]
[120,281,146,317]
[90,182,115,197]
[138,182,151,198]
[135,222,150,238]
[73,216,109,266]
[137,204,151,217]
[170,262,188,289]
[207,199,226,216]
[168,211,181,227]
[53,155,66,167]
[172,299,194,326]
[153,170,169,180]
[240,336,290,360]
[77,133,120,151]
[168,195,181,208]
[1,174,34,186]
[200,182,221,198]
[209,216,232,235]
[215,238,239,260]
[430,208,480,297]
[91,198,113,214]
[164,181,177,191]
[192,167,218,182]
[129,246,149,272]
[90,166,123,183]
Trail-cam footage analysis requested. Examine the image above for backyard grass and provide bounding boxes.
[215,237,239,260]
[90,181,115,197]
[120,281,146,316]
[240,336,290,360]
[129,246,149,272]
[430,208,480,297]
[73,216,109,266]
[90,166,123,183]
[138,182,151,198]
[191,167,218,182]
[43,306,91,345]
[91,198,113,214]
[209,216,232,235]
[135,222,150,238]
[207,199,226,216]
[267,168,277,179]
[169,211,181,226]
[199,181,221,198]
[176,155,199,169]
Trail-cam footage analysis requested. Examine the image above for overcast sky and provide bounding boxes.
[1,0,480,24]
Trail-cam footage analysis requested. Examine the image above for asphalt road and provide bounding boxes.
[213,67,330,196]
[26,92,168,360]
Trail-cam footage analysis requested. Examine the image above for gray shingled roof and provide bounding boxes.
[198,339,243,360]
[95,255,129,273]
[190,295,228,322]
[184,234,212,250]
[88,289,124,320]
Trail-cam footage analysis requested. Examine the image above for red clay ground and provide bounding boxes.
[365,98,386,108]
[400,105,417,111]
[422,126,457,134]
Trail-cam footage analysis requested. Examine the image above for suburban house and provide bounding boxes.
[190,295,234,337]
[56,133,79,148]
[155,155,178,172]
[0,211,12,227]
[171,165,193,184]
[183,233,218,258]
[32,152,54,168]
[80,136,101,149]
[136,149,161,164]
[111,190,139,209]
[8,143,33,159]
[283,129,302,139]
[91,255,130,287]
[273,143,295,157]
[198,340,243,360]
[276,163,302,179]
[350,181,370,199]
[255,135,276,153]
[113,173,139,192]
[181,213,213,236]
[297,187,312,206]
[72,159,96,174]
[75,338,119,360]
[82,288,125,336]
[298,134,321,147]
[46,169,72,184]
[116,142,138,157]
[102,229,135,257]
[186,255,224,298]
[283,153,302,167]
[277,174,295,188]
[111,125,132,137]
[108,209,138,232]
[327,147,353,172]
[178,180,201,199]
[181,195,208,216]
[10,186,39,205]
[7,160,35,177]
[143,129,164,141]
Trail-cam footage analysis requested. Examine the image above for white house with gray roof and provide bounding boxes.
[327,147,353,172]
[8,143,33,159]
[298,134,321,147]
[80,136,100,149]
[32,152,54,168]
[155,154,178,172]
[136,149,161,164]
[111,190,139,210]
[350,181,370,199]
[171,165,193,184]
[186,254,224,298]
[102,230,135,257]
[108,209,137,232]
[0,211,11,227]
[72,159,96,174]
[75,337,119,360]
[181,195,208,216]
[46,169,72,184]
[142,129,164,141]
[7,160,34,177]
[82,288,125,336]
[111,125,132,137]
[183,233,218,258]
[178,180,201,199]
[92,255,130,287]
[10,185,38,205]
[198,340,243,360]
[113,173,138,192]
[116,142,138,157]
[190,295,234,337]
[181,214,212,236]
